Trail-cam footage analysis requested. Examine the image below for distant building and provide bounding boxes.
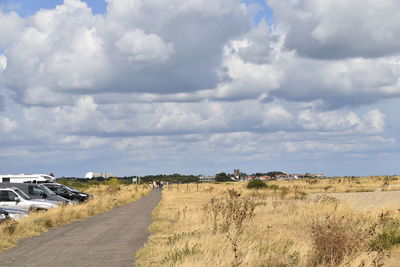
[198,175,215,182]
[304,173,325,178]
[259,175,271,180]
[85,172,115,179]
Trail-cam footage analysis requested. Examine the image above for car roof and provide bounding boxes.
[0,187,17,191]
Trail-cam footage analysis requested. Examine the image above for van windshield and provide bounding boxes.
[13,188,31,200]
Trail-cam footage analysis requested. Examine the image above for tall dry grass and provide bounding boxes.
[135,179,400,267]
[0,184,149,250]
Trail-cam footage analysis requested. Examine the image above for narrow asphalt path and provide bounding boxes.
[0,189,161,267]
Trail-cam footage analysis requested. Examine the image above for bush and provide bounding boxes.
[308,215,367,266]
[370,212,400,251]
[106,178,123,191]
[247,180,267,189]
[370,223,400,251]
[204,189,256,266]
[268,184,280,191]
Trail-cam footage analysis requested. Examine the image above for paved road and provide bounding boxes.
[0,189,161,267]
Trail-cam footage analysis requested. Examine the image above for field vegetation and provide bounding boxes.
[136,176,400,266]
[0,180,149,251]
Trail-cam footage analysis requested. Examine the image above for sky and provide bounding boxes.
[0,0,399,177]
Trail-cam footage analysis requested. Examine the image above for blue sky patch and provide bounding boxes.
[0,0,107,17]
[242,0,274,25]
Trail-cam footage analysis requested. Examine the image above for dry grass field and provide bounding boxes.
[135,176,400,267]
[0,183,150,251]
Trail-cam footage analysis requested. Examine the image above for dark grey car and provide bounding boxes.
[0,183,72,204]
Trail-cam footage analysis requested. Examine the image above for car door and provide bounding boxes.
[0,190,21,210]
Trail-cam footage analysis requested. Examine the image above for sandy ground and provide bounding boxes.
[310,190,400,211]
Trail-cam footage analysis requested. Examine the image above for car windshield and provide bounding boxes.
[39,185,56,195]
[65,186,80,193]
[13,188,31,200]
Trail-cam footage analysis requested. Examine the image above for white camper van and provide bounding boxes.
[0,174,55,184]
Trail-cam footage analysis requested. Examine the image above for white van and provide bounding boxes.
[0,174,55,184]
[0,188,58,212]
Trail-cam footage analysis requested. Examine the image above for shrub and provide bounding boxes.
[162,243,201,264]
[106,177,123,191]
[370,211,400,251]
[2,221,19,235]
[279,186,290,199]
[247,180,267,189]
[268,184,280,191]
[308,215,367,266]
[370,223,400,251]
[204,189,256,266]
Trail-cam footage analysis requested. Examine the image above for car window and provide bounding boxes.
[54,186,67,193]
[29,186,45,196]
[13,188,31,200]
[45,185,56,191]
[39,185,56,195]
[65,186,79,193]
[0,190,18,201]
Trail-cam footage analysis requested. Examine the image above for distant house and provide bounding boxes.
[246,176,254,181]
[198,175,215,182]
[304,173,325,178]
[85,172,115,179]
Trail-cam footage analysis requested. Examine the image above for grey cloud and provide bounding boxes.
[268,0,400,59]
[103,0,251,94]
[270,53,400,108]
[2,0,251,106]
[21,95,386,138]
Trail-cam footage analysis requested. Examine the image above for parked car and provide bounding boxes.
[0,208,10,221]
[42,183,92,203]
[0,188,58,212]
[0,208,28,220]
[0,183,72,204]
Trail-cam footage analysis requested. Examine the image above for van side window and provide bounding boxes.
[0,191,18,201]
[28,186,45,196]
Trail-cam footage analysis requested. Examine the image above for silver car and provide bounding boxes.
[0,188,58,212]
